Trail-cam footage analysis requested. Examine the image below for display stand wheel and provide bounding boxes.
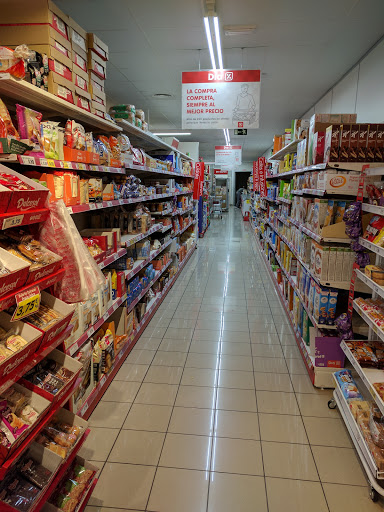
[369,485,379,502]
[327,399,337,410]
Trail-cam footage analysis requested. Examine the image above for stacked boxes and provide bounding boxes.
[88,34,108,115]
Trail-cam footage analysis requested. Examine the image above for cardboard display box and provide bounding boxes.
[25,291,75,347]
[0,311,44,380]
[0,247,31,298]
[75,88,92,112]
[20,348,82,403]
[68,16,88,54]
[46,72,75,103]
[0,164,49,213]
[72,65,89,93]
[88,51,107,80]
[0,0,70,39]
[87,33,109,61]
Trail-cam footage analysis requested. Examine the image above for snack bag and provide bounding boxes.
[0,45,31,79]
[323,200,335,227]
[40,121,60,159]
[65,120,86,150]
[363,215,384,242]
[334,201,347,224]
[0,99,19,140]
[109,136,121,160]
[16,104,44,157]
[334,369,363,400]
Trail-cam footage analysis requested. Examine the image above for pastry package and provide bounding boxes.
[18,457,52,489]
[346,341,379,367]
[334,369,363,400]
[0,475,40,511]
[0,98,19,141]
[26,303,63,332]
[0,172,33,191]
[370,403,384,448]
[109,136,121,160]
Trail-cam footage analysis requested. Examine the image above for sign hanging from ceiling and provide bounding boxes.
[214,168,228,175]
[215,145,242,166]
[181,70,261,129]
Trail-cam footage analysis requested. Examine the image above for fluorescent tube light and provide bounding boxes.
[204,17,216,70]
[213,17,223,70]
[154,132,192,136]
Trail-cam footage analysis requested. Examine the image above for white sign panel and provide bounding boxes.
[215,146,242,166]
[182,70,260,129]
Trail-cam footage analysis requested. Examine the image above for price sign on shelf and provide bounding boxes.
[47,159,56,168]
[2,214,24,230]
[11,286,41,322]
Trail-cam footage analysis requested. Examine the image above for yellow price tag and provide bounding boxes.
[63,161,71,169]
[47,159,56,168]
[11,286,41,322]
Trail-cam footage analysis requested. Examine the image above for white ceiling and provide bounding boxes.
[57,0,384,161]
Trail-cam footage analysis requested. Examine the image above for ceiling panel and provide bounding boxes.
[56,0,384,161]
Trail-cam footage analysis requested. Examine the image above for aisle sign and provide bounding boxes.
[258,157,267,197]
[253,160,259,192]
[215,146,242,166]
[11,286,41,322]
[182,70,261,129]
[214,169,228,175]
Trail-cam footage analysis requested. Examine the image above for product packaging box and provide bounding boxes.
[338,124,351,162]
[68,16,88,54]
[357,124,369,162]
[375,124,384,162]
[72,46,88,74]
[334,249,345,282]
[327,248,337,282]
[324,125,341,163]
[46,72,75,103]
[313,284,329,324]
[314,336,344,368]
[0,311,43,381]
[348,124,359,162]
[312,242,329,282]
[312,132,325,165]
[72,65,89,93]
[0,1,70,39]
[87,33,109,61]
[0,247,30,298]
[75,89,91,112]
[88,52,107,80]
[312,199,329,234]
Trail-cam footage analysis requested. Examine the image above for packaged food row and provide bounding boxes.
[291,197,350,234]
[345,341,384,368]
[355,297,384,330]
[363,214,384,248]
[109,104,148,131]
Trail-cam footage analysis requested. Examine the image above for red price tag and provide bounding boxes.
[11,286,41,322]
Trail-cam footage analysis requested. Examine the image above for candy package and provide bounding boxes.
[16,104,44,157]
[363,215,384,242]
[334,369,363,400]
[19,458,52,489]
[369,403,384,448]
[0,99,19,141]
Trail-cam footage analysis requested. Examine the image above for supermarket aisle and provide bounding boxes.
[84,208,381,512]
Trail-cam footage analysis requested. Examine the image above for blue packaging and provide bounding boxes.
[327,289,338,325]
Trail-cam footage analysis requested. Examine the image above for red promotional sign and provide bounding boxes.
[214,169,228,175]
[193,162,204,200]
[253,160,259,192]
[258,157,267,197]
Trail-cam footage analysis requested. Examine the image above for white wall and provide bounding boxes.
[302,38,384,121]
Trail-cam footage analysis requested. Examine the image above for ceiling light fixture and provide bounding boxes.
[213,17,223,70]
[223,24,257,36]
[153,93,173,98]
[154,132,191,136]
[204,17,216,70]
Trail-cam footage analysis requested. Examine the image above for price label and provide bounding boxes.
[63,161,71,169]
[81,401,89,415]
[103,312,109,321]
[11,286,41,322]
[106,201,113,207]
[119,199,124,205]
[72,163,78,170]
[40,158,48,167]
[88,326,95,336]
[100,375,106,387]
[78,163,87,170]
[21,156,36,166]
[47,159,56,168]
[89,204,96,210]
[2,214,24,230]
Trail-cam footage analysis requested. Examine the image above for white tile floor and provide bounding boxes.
[84,208,383,512]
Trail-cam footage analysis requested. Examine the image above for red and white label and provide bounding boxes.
[258,157,267,197]
[182,69,261,129]
[253,160,259,192]
[215,146,242,166]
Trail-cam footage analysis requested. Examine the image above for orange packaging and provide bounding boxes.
[87,152,100,165]
[63,146,88,163]
[45,171,80,205]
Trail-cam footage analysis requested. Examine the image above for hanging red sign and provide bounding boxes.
[193,161,204,200]
[214,169,228,175]
[258,157,267,197]
[253,160,259,192]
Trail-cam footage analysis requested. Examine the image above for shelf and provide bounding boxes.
[340,340,384,418]
[355,269,384,299]
[0,208,50,231]
[269,139,301,161]
[127,260,172,314]
[266,162,383,180]
[265,197,279,203]
[0,377,80,478]
[353,300,384,342]
[162,224,172,233]
[121,223,163,248]
[0,74,121,133]
[293,189,326,197]
[362,167,384,176]
[68,191,193,215]
[290,218,350,244]
[65,294,127,357]
[275,215,290,227]
[0,325,72,396]
[277,197,292,204]
[77,242,197,419]
[17,155,126,174]
[117,119,192,160]
[98,248,127,270]
[266,220,357,290]
[362,203,384,215]
[358,237,384,258]
[125,163,195,179]
[0,268,65,313]
[124,239,173,281]
[173,220,197,236]
[333,375,384,480]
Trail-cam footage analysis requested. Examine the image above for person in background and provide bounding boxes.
[236,187,245,208]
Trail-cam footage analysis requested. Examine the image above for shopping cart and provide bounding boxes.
[212,197,223,219]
